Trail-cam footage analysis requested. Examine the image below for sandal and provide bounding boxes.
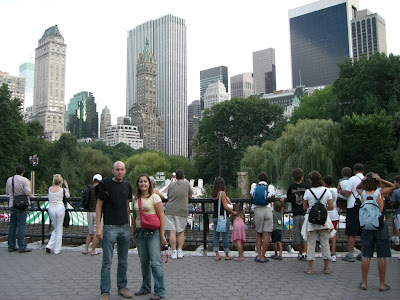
[360,282,367,290]
[305,269,314,275]
[233,257,243,262]
[215,256,221,261]
[379,284,390,292]
[225,256,232,260]
[323,269,331,274]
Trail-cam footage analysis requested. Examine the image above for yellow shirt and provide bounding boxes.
[134,193,162,228]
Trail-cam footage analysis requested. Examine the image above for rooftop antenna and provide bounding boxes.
[299,68,302,86]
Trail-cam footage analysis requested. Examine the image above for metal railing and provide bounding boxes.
[0,196,396,251]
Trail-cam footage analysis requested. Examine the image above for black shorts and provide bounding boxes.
[362,222,391,258]
[345,206,362,236]
[271,229,282,243]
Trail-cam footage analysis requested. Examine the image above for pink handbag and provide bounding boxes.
[138,196,160,230]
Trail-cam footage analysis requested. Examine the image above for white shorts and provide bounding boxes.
[395,214,400,231]
[87,212,102,234]
[165,215,187,232]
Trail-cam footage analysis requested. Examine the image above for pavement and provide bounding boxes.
[0,242,399,300]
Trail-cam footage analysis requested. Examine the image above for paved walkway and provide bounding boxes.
[1,242,399,300]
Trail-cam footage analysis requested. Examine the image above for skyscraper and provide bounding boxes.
[200,66,228,110]
[100,106,111,139]
[351,9,387,60]
[127,14,187,156]
[203,81,229,109]
[289,0,359,88]
[187,99,200,159]
[130,40,164,152]
[0,71,25,107]
[65,91,98,139]
[230,72,254,99]
[32,25,67,141]
[253,48,276,94]
[19,62,34,109]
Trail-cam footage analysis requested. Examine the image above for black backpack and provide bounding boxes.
[81,185,93,210]
[308,189,327,225]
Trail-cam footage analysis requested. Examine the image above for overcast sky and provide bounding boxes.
[1,0,399,124]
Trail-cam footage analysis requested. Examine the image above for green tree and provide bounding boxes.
[193,96,284,186]
[333,53,400,115]
[0,83,27,190]
[78,147,113,186]
[341,111,394,175]
[167,155,197,180]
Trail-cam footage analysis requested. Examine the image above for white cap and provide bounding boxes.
[93,174,102,181]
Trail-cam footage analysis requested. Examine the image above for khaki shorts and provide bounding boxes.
[165,215,187,232]
[87,212,102,234]
[254,206,273,233]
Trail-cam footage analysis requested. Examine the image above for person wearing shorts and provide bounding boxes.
[165,170,193,259]
[390,176,400,245]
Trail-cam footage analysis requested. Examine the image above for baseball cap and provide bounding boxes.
[93,174,103,182]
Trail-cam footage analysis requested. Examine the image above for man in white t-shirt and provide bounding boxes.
[339,163,364,262]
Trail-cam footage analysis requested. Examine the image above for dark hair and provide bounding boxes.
[230,202,245,225]
[393,175,400,183]
[176,169,184,180]
[353,163,364,173]
[135,174,154,197]
[292,168,304,182]
[258,172,268,183]
[341,167,352,178]
[211,177,226,198]
[323,175,333,187]
[308,170,324,187]
[360,172,380,191]
[15,165,25,175]
[273,200,283,212]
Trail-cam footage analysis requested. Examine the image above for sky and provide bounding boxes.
[1,0,400,124]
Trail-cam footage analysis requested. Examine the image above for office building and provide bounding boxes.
[289,0,359,88]
[230,72,254,99]
[188,99,200,158]
[103,124,143,149]
[127,14,187,156]
[0,71,25,110]
[19,62,34,110]
[100,106,111,139]
[253,48,276,94]
[200,66,228,110]
[65,91,98,139]
[130,41,164,152]
[117,116,132,125]
[203,81,229,109]
[351,9,387,60]
[31,25,67,141]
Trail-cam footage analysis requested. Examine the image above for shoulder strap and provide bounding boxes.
[63,188,67,206]
[309,188,327,202]
[12,176,15,195]
[218,191,227,219]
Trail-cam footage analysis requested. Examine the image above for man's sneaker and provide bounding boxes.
[171,250,177,259]
[356,253,363,261]
[391,236,400,245]
[177,249,184,259]
[342,253,355,262]
[330,255,337,262]
[298,253,303,260]
[100,293,110,300]
[286,245,293,254]
[118,288,133,298]
[302,254,307,260]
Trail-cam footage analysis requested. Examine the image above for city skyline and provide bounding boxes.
[1,0,400,125]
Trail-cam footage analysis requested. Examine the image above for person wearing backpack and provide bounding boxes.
[358,173,391,292]
[250,172,276,263]
[83,173,102,255]
[303,170,334,275]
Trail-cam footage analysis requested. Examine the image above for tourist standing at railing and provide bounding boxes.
[390,176,400,246]
[83,173,102,256]
[323,175,339,262]
[165,169,193,259]
[46,174,69,255]
[132,174,167,300]
[212,176,237,261]
[303,170,334,275]
[6,164,31,253]
[96,161,133,300]
[284,168,309,260]
[250,172,275,263]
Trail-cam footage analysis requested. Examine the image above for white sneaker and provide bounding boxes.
[177,249,184,259]
[391,236,400,245]
[330,255,336,262]
[171,250,177,259]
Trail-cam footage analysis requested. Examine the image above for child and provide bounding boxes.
[271,200,283,260]
[230,203,246,261]
[323,175,339,262]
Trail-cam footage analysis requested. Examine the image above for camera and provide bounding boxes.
[162,245,169,251]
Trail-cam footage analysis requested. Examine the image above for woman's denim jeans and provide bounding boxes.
[135,228,165,298]
[8,207,28,251]
[101,224,131,294]
[213,217,230,253]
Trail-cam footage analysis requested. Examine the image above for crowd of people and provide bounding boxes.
[5,162,400,299]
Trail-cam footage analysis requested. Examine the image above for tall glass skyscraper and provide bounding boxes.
[289,0,359,88]
[200,66,228,111]
[127,14,187,156]
[253,48,276,94]
[19,62,34,109]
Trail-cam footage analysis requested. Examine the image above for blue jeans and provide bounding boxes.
[100,224,131,294]
[134,228,165,298]
[8,207,28,251]
[213,217,230,253]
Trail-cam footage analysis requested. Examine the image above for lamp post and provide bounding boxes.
[29,154,39,195]
[214,132,222,177]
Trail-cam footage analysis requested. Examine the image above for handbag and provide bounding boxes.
[12,176,29,210]
[62,188,70,228]
[216,191,227,232]
[138,196,160,230]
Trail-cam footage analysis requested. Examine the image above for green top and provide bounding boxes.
[273,210,283,230]
[42,25,61,39]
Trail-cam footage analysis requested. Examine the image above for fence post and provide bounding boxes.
[202,202,208,253]
[41,208,45,244]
